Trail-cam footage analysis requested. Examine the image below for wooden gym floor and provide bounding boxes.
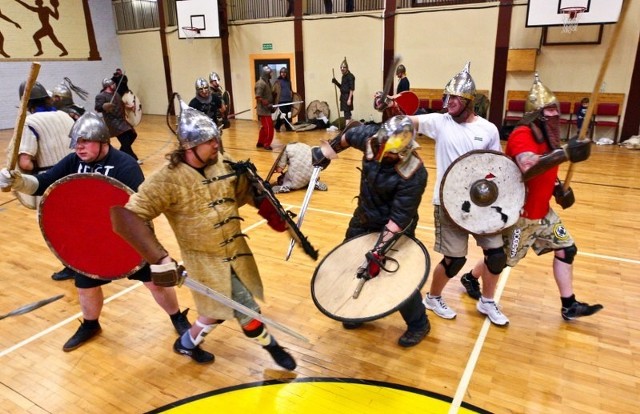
[0,116,638,413]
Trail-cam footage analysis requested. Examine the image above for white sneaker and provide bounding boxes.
[423,293,457,319]
[477,297,509,326]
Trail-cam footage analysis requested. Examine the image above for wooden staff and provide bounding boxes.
[563,2,628,192]
[332,68,340,125]
[3,62,41,192]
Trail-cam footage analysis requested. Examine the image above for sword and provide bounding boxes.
[226,108,251,119]
[179,274,308,342]
[285,166,322,261]
[272,100,303,108]
[0,294,64,320]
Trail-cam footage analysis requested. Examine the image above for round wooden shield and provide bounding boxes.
[122,91,142,126]
[311,233,430,323]
[395,91,420,115]
[38,174,144,280]
[440,150,525,236]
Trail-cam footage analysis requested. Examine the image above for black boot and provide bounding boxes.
[398,319,431,348]
[52,266,76,281]
[63,320,102,352]
[170,308,192,335]
[264,342,297,371]
[173,338,215,364]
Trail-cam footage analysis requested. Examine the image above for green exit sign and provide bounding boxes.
[262,43,273,50]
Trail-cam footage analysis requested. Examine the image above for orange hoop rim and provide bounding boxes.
[181,26,201,34]
[560,6,586,20]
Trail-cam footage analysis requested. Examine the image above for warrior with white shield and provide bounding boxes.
[311,115,430,347]
[0,111,191,351]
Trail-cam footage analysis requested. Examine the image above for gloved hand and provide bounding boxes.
[102,102,115,113]
[150,259,184,287]
[553,180,575,209]
[331,78,339,86]
[268,104,275,113]
[257,197,287,232]
[311,146,331,169]
[564,137,591,163]
[0,168,15,190]
[361,250,385,279]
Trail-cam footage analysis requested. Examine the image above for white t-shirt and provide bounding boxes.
[416,112,501,205]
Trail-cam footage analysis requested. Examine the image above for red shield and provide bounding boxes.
[38,174,144,280]
[395,91,420,115]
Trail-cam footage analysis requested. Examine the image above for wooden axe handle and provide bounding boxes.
[3,62,41,192]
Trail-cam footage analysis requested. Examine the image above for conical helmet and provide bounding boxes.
[340,57,349,70]
[209,71,220,82]
[69,111,110,148]
[443,61,476,101]
[525,72,558,112]
[176,99,220,150]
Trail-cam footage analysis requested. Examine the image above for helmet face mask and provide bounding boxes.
[374,115,416,162]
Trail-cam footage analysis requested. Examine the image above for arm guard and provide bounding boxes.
[12,171,39,194]
[522,148,567,181]
[110,206,168,264]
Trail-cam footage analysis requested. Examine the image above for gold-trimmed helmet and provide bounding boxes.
[525,72,558,113]
[443,61,476,105]
[69,111,110,149]
[374,115,416,161]
[177,100,221,150]
[340,57,349,70]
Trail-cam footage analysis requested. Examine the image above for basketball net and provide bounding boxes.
[560,7,585,33]
[182,26,200,43]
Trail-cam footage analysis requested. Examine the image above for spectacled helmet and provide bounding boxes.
[19,81,49,101]
[443,61,476,108]
[525,72,558,113]
[375,115,416,161]
[177,100,221,150]
[195,77,209,92]
[69,111,110,149]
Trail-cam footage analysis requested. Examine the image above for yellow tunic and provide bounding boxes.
[125,154,263,320]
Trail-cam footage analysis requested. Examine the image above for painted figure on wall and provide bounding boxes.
[0,8,21,58]
[14,0,68,57]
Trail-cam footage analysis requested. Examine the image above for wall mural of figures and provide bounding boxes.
[0,0,99,61]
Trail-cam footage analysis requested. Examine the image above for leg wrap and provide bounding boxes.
[555,244,577,264]
[242,319,273,347]
[190,319,217,346]
[484,247,507,275]
[441,256,467,278]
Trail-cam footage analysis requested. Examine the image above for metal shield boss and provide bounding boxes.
[440,150,524,235]
[311,233,430,323]
[38,174,145,280]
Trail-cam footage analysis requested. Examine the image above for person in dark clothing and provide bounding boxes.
[111,68,130,97]
[311,115,430,347]
[0,111,191,352]
[273,67,294,132]
[331,57,355,123]
[189,77,224,123]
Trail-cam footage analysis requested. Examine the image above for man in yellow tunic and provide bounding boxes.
[111,105,296,370]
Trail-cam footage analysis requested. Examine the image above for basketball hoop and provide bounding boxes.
[181,26,200,42]
[560,7,585,33]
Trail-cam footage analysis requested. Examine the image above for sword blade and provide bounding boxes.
[181,276,309,342]
[286,166,322,261]
[272,101,304,108]
[382,56,401,98]
[0,294,64,320]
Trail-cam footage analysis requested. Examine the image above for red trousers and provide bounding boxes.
[258,115,274,147]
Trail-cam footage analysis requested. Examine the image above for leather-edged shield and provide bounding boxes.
[38,174,145,280]
[440,150,524,236]
[122,91,142,127]
[311,233,430,323]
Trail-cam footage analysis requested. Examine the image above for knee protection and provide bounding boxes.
[242,319,272,346]
[484,247,507,275]
[555,244,577,264]
[190,319,217,346]
[441,256,467,278]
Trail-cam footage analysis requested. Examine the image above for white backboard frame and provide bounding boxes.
[526,0,623,27]
[176,0,220,39]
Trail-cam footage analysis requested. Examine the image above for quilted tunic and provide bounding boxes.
[125,153,264,320]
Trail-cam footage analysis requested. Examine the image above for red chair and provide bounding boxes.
[419,99,429,111]
[590,102,621,140]
[503,99,526,125]
[430,99,443,112]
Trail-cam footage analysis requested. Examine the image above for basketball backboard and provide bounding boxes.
[526,0,623,27]
[176,0,220,39]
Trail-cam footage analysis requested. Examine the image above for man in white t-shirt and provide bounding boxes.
[408,62,509,326]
